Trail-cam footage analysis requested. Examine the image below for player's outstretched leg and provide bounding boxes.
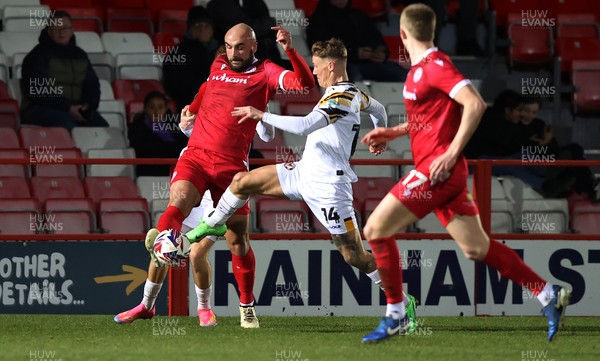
[446,214,571,342]
[114,229,163,324]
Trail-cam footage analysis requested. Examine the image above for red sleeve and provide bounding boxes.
[189,82,207,114]
[425,57,470,99]
[266,48,315,91]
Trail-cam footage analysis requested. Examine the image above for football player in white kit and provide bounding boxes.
[185,38,417,331]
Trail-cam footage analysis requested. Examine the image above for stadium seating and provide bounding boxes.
[507,13,554,67]
[126,99,176,124]
[42,0,94,8]
[0,126,19,148]
[98,198,150,234]
[294,0,318,17]
[100,79,115,100]
[352,149,399,179]
[106,8,154,36]
[101,32,154,57]
[7,78,21,104]
[0,99,20,129]
[136,175,169,206]
[157,10,187,34]
[86,148,136,178]
[145,0,193,21]
[369,81,404,109]
[256,198,311,233]
[151,198,168,227]
[97,99,127,133]
[0,151,25,188]
[0,198,41,234]
[61,7,104,34]
[556,37,600,72]
[520,199,569,233]
[352,176,397,210]
[71,127,127,154]
[153,32,183,50]
[352,0,386,19]
[383,36,409,65]
[571,60,600,114]
[84,176,139,204]
[572,200,600,234]
[546,0,591,18]
[556,14,600,39]
[491,199,515,233]
[30,176,85,203]
[416,213,446,233]
[0,54,8,82]
[116,53,162,80]
[45,197,96,234]
[33,147,83,178]
[0,176,31,198]
[2,5,50,32]
[0,31,39,63]
[74,31,104,54]
[19,127,74,149]
[112,79,165,105]
[491,0,542,27]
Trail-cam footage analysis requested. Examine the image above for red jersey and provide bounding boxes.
[188,54,290,159]
[403,48,471,169]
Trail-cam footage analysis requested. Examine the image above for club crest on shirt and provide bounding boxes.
[284,162,296,170]
[413,67,423,83]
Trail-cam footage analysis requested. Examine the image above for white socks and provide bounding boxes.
[366,269,410,300]
[195,284,212,310]
[386,301,406,320]
[206,187,248,227]
[537,282,554,307]
[141,280,162,310]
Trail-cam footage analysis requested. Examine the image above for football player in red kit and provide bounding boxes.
[114,23,314,328]
[360,4,571,343]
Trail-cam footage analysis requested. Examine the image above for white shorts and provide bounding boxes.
[276,162,357,235]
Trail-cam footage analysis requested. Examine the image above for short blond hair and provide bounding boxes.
[400,3,436,42]
[311,38,347,60]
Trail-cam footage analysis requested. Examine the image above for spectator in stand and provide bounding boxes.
[163,6,220,111]
[206,0,283,66]
[128,92,188,177]
[307,0,406,82]
[520,97,599,202]
[21,11,108,132]
[465,90,575,198]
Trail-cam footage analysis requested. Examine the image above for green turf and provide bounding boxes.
[1,315,598,361]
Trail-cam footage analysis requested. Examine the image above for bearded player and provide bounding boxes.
[114,23,315,328]
[360,3,571,343]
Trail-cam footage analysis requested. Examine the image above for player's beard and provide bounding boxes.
[228,50,255,72]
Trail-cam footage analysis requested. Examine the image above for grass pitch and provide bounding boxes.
[1,315,598,361]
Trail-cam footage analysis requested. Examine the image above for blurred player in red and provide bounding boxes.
[360,3,571,343]
[114,23,314,328]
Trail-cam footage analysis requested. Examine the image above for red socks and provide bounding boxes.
[483,239,546,295]
[368,237,404,304]
[232,247,256,305]
[157,206,185,232]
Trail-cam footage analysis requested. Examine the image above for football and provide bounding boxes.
[153,229,190,266]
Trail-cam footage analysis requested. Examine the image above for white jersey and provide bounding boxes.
[299,82,371,183]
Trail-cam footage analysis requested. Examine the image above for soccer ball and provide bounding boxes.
[153,229,190,266]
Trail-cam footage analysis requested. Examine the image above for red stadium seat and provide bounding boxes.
[99,198,150,233]
[0,149,29,178]
[0,198,42,234]
[447,0,487,19]
[556,37,600,72]
[62,7,104,34]
[84,176,140,204]
[19,127,74,149]
[45,198,96,234]
[273,86,322,115]
[256,198,311,233]
[147,1,194,23]
[33,147,83,178]
[352,0,386,19]
[30,176,85,203]
[126,99,177,124]
[152,32,184,50]
[491,0,542,27]
[106,7,154,36]
[157,10,188,34]
[557,14,600,39]
[92,0,143,6]
[507,13,554,67]
[352,176,397,209]
[294,0,318,17]
[0,127,20,148]
[572,60,600,114]
[0,80,10,99]
[112,79,165,106]
[572,200,600,234]
[0,99,20,130]
[0,177,31,198]
[546,0,590,18]
[42,0,94,7]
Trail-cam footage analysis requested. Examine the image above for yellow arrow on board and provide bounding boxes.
[94,265,147,296]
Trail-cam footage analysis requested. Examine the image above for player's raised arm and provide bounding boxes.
[232,106,328,136]
[271,26,315,90]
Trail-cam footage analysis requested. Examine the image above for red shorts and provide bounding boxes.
[171,146,250,215]
[390,161,478,227]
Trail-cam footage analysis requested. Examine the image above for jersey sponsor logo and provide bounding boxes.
[413,67,423,83]
[220,64,227,70]
[211,73,249,84]
[403,86,417,101]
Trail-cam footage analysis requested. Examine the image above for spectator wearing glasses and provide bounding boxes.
[21,11,108,132]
